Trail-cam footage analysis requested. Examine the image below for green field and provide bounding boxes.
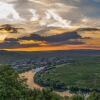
[35,61,100,92]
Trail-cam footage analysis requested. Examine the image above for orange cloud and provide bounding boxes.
[2,44,100,52]
[85,39,100,46]
[18,40,48,46]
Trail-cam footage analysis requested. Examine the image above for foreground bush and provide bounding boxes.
[0,65,100,100]
[0,65,62,100]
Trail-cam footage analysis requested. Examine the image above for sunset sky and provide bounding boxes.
[0,0,100,51]
[0,0,100,26]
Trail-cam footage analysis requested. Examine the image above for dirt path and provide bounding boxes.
[19,70,73,97]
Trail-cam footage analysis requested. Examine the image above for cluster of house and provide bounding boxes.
[11,57,74,72]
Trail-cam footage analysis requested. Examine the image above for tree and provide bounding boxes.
[70,95,85,100]
[0,65,29,99]
[0,65,63,100]
[87,92,100,100]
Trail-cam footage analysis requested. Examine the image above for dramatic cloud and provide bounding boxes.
[0,1,24,22]
[46,9,71,28]
[0,0,100,27]
[0,0,100,51]
[0,30,84,49]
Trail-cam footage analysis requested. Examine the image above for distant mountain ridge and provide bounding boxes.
[0,49,100,56]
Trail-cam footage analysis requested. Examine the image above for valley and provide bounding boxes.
[0,50,100,95]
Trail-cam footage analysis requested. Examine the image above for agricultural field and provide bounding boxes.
[34,58,100,92]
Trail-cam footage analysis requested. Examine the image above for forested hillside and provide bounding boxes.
[0,65,100,100]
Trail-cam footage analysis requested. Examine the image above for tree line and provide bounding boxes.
[0,65,100,100]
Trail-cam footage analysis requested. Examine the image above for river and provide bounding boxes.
[19,68,73,97]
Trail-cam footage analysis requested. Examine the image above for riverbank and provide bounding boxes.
[19,70,73,97]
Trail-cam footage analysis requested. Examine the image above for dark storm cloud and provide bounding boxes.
[0,37,40,49]
[0,31,84,49]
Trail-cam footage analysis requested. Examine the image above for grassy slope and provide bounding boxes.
[41,61,100,89]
